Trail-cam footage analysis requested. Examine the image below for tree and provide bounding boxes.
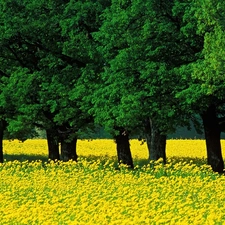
[176,0,225,173]
[92,0,203,164]
[0,0,107,161]
[60,0,134,167]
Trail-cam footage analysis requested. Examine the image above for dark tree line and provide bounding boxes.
[0,0,225,172]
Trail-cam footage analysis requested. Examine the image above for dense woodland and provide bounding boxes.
[0,0,225,172]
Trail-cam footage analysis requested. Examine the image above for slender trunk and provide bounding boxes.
[115,128,134,168]
[149,119,167,164]
[0,120,5,163]
[61,136,78,162]
[201,105,224,173]
[143,118,151,161]
[46,128,60,161]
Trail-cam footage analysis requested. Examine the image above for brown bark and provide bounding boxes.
[115,128,134,168]
[46,128,60,161]
[0,121,5,163]
[201,105,224,173]
[0,120,7,163]
[149,119,167,164]
[61,136,78,162]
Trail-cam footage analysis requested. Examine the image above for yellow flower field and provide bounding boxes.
[1,139,225,225]
[3,139,220,161]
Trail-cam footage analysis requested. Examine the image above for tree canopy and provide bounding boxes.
[0,0,109,161]
[0,0,224,171]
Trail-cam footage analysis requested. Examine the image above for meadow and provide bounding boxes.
[1,139,225,224]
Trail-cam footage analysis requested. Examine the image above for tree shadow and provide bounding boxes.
[135,156,208,167]
[3,154,48,163]
[168,156,208,166]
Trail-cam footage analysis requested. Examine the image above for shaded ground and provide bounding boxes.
[3,154,48,162]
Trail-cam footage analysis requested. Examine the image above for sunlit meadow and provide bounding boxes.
[1,139,225,224]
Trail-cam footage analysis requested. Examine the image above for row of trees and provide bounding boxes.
[0,0,225,172]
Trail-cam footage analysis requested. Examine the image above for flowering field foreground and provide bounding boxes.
[1,139,225,225]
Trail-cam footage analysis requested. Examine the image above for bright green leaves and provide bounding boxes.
[193,0,225,34]
[189,0,225,102]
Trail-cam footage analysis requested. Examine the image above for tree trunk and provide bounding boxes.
[0,120,6,163]
[149,119,167,164]
[143,118,151,161]
[61,136,78,162]
[201,105,224,173]
[115,128,134,168]
[46,128,60,161]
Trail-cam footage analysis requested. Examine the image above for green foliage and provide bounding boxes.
[0,0,224,144]
[91,0,203,135]
[0,0,109,141]
[176,0,225,116]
